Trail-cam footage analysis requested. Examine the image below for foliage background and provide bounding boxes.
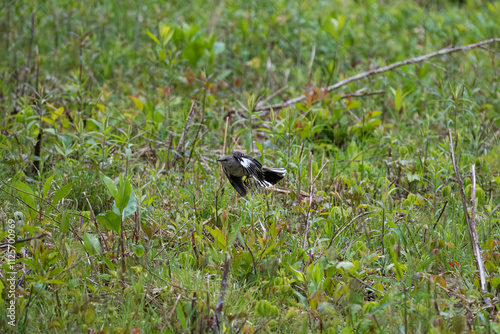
[1,0,500,332]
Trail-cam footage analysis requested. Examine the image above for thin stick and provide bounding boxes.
[213,253,230,334]
[448,129,487,295]
[306,45,316,85]
[172,101,196,167]
[166,294,181,324]
[327,211,376,249]
[471,164,487,293]
[257,85,288,106]
[381,208,385,256]
[20,12,36,98]
[252,38,500,112]
[223,115,229,154]
[302,151,314,249]
[433,200,448,230]
[227,90,386,118]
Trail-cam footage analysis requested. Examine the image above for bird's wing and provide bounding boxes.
[222,167,247,197]
[232,151,269,187]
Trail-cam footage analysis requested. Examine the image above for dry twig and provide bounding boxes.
[448,130,487,294]
[302,151,314,249]
[172,101,196,168]
[213,253,231,334]
[253,38,499,112]
[327,211,377,249]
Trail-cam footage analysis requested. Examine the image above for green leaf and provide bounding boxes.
[284,264,305,283]
[255,141,263,154]
[46,280,67,285]
[13,181,37,220]
[0,280,4,303]
[132,244,145,257]
[145,30,161,45]
[115,179,131,212]
[182,39,205,66]
[83,233,101,255]
[311,263,321,285]
[60,212,70,233]
[204,226,226,249]
[160,25,174,47]
[100,174,117,198]
[42,175,54,198]
[47,183,73,216]
[491,277,500,289]
[128,96,144,111]
[346,100,361,110]
[103,256,115,270]
[113,184,137,218]
[394,89,403,111]
[336,261,354,271]
[255,300,279,317]
[97,210,122,233]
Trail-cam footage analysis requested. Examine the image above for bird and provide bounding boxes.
[217,151,286,197]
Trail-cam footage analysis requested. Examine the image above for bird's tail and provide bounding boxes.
[262,167,286,186]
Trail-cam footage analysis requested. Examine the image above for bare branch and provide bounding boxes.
[253,38,500,112]
[213,253,231,334]
[327,211,377,249]
[172,101,197,167]
[448,129,487,295]
[302,151,314,249]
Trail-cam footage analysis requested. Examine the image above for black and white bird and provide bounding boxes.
[217,151,286,197]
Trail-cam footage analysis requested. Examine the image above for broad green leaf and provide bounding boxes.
[145,30,160,45]
[115,179,131,212]
[205,226,226,249]
[395,89,403,111]
[97,210,121,233]
[158,50,166,62]
[491,277,500,289]
[103,256,115,270]
[128,96,144,111]
[52,183,73,204]
[311,263,321,284]
[132,244,145,257]
[284,264,305,283]
[83,233,101,255]
[60,212,70,233]
[112,184,137,218]
[346,100,361,110]
[255,141,263,154]
[160,26,174,46]
[13,181,37,220]
[337,261,354,271]
[100,174,117,198]
[42,175,54,198]
[47,183,72,216]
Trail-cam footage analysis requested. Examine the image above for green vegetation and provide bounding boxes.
[1,0,500,332]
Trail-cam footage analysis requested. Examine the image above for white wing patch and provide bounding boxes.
[239,157,252,168]
[254,178,272,188]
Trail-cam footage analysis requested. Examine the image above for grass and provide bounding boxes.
[1,0,500,332]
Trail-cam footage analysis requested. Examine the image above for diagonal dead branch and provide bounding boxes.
[251,38,500,112]
[327,211,377,249]
[302,151,314,250]
[448,130,487,294]
[172,100,196,168]
[470,164,488,294]
[213,252,231,334]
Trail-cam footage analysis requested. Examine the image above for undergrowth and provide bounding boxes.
[1,0,500,333]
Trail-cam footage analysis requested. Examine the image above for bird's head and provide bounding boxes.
[217,155,232,167]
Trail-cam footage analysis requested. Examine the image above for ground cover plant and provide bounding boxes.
[1,0,500,332]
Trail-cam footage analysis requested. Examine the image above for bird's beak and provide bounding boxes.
[216,158,222,162]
